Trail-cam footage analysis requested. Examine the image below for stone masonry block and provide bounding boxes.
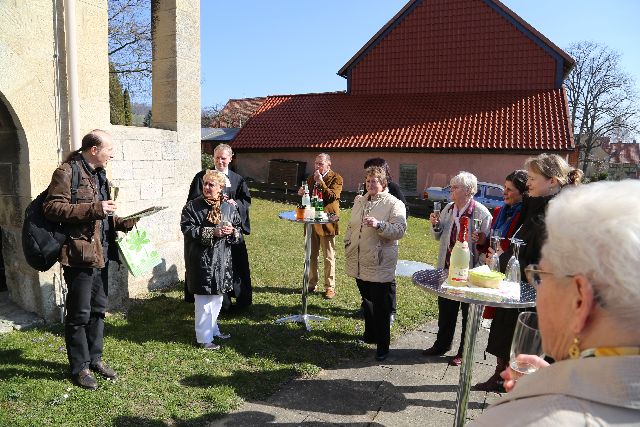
[122,140,162,161]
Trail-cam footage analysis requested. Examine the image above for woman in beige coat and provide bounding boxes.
[470,180,640,426]
[345,166,407,361]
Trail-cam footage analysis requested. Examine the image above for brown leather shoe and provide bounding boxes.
[74,369,98,390]
[90,360,118,380]
[324,289,336,299]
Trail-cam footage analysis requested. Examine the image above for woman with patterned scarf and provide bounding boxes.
[181,170,242,350]
[473,169,528,391]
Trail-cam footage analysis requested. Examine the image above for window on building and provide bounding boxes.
[399,164,418,193]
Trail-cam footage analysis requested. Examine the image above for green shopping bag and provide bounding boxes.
[116,228,162,277]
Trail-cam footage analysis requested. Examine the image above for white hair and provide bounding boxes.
[542,180,640,330]
[450,171,477,196]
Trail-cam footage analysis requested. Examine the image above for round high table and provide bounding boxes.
[276,210,337,331]
[412,269,537,427]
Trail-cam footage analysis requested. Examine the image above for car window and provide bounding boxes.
[474,188,482,198]
[485,186,503,201]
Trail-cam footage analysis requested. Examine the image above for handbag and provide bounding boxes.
[116,227,162,277]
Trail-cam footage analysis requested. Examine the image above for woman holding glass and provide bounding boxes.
[472,170,527,391]
[181,170,241,350]
[344,166,407,361]
[475,154,581,390]
[470,180,640,426]
[423,171,492,366]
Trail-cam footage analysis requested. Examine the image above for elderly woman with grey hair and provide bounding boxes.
[470,180,640,426]
[422,171,492,366]
[181,170,242,350]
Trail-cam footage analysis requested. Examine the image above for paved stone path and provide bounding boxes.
[211,319,503,426]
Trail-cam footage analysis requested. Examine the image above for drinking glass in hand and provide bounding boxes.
[108,181,119,217]
[357,183,365,196]
[433,201,441,217]
[509,311,544,380]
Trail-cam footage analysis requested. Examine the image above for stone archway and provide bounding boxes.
[0,95,26,295]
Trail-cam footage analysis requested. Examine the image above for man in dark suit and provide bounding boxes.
[297,153,343,299]
[186,144,252,309]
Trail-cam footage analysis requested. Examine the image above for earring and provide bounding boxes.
[568,337,581,359]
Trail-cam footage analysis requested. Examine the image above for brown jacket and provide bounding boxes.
[43,157,134,268]
[307,169,343,236]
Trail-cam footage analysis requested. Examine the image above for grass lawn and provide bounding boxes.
[0,197,440,426]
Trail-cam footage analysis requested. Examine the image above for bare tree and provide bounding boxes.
[565,41,639,172]
[108,0,151,102]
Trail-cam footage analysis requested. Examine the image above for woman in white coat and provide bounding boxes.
[345,166,407,361]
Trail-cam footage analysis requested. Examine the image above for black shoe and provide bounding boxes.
[90,360,118,380]
[421,345,449,356]
[375,351,389,361]
[74,369,98,390]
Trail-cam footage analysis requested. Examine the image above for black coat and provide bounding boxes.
[487,194,552,359]
[181,197,242,296]
[387,181,407,206]
[187,170,251,234]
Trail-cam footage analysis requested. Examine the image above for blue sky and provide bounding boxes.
[200,0,640,108]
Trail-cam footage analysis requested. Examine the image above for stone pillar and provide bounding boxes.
[151,0,201,133]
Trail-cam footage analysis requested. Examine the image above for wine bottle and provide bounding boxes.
[448,216,470,286]
[302,182,310,207]
[315,191,324,220]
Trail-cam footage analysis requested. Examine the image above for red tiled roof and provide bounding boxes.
[220,97,265,118]
[231,90,574,151]
[339,0,574,94]
[602,141,640,165]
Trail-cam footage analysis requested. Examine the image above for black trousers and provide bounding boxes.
[231,241,252,306]
[434,297,469,355]
[356,279,393,354]
[62,265,109,375]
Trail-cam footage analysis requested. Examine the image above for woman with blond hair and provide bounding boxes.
[475,154,582,391]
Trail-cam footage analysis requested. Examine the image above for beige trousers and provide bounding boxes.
[309,231,336,291]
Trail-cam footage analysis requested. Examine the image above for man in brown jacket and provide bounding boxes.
[298,153,343,299]
[44,129,136,390]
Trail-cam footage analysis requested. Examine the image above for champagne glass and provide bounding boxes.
[509,311,544,380]
[433,201,441,217]
[357,183,365,196]
[109,180,119,217]
[505,238,524,282]
[488,230,502,272]
[473,218,482,232]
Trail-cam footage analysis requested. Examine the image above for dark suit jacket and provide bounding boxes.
[187,169,251,234]
[307,169,343,236]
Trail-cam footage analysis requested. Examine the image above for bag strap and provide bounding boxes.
[70,160,81,204]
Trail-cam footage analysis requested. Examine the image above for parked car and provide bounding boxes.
[422,182,505,211]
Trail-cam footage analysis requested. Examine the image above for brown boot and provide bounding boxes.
[474,357,508,392]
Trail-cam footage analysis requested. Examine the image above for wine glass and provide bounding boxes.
[505,238,524,283]
[509,311,544,380]
[109,180,119,217]
[357,183,365,196]
[433,201,441,217]
[488,230,502,271]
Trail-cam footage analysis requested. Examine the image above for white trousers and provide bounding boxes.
[194,294,223,344]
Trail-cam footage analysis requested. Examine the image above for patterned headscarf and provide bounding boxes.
[203,170,225,224]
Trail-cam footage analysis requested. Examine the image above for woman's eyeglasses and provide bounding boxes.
[524,264,552,288]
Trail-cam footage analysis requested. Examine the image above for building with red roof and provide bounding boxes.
[231,0,577,193]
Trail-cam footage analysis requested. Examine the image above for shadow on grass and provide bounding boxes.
[0,348,68,381]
